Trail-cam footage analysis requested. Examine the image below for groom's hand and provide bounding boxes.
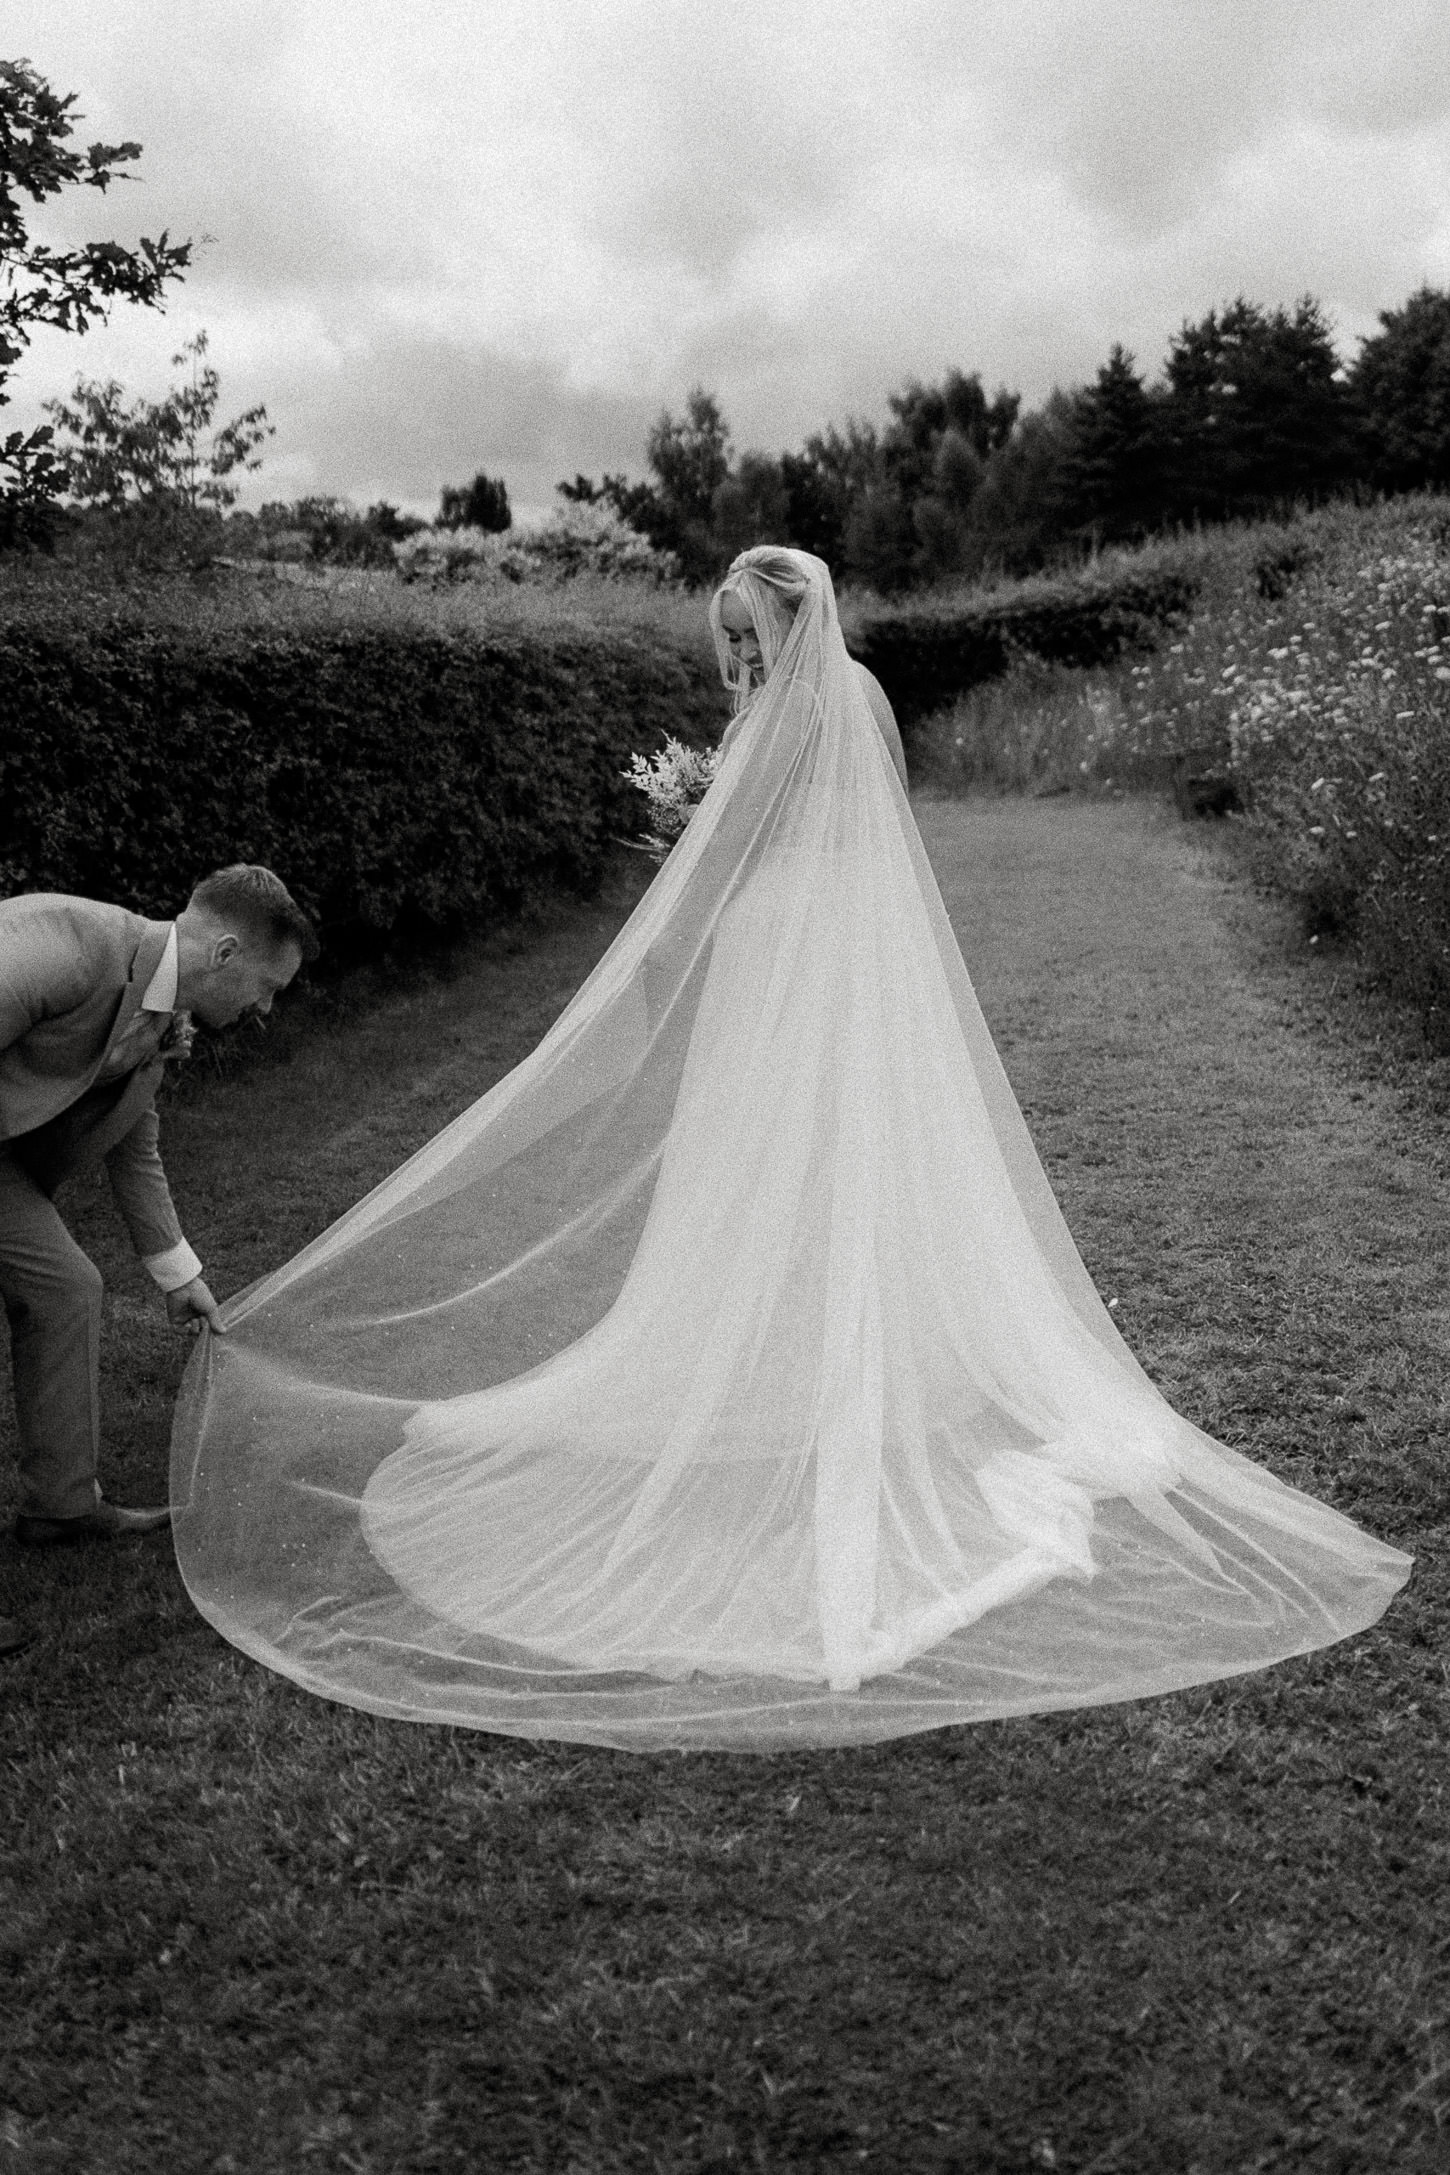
[166,1277,226,1335]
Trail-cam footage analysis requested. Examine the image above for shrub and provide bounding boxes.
[0,589,724,956]
[909,661,1133,797]
[1091,505,1450,1037]
[229,497,425,567]
[909,499,1450,1044]
[396,503,682,590]
[847,552,1201,726]
[392,523,501,583]
[1212,523,1450,1036]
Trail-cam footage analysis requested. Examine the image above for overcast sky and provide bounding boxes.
[5,0,1450,520]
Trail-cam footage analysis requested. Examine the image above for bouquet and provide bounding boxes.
[621,738,721,864]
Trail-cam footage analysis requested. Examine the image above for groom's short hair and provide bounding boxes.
[189,864,320,963]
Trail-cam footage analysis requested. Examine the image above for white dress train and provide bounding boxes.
[171,549,1410,1749]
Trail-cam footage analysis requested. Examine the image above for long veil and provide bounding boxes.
[170,550,1409,1750]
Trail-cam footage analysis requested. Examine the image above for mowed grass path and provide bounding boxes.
[2,798,1446,2175]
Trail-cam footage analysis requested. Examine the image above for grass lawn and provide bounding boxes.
[1,796,1446,2175]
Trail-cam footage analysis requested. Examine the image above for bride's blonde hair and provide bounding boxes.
[709,546,815,709]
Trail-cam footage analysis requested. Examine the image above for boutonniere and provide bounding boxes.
[158,1010,198,1063]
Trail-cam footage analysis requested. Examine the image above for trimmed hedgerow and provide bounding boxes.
[0,606,724,952]
[848,559,1200,727]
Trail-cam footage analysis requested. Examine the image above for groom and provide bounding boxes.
[0,864,317,1655]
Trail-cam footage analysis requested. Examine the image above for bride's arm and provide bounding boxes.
[852,662,909,793]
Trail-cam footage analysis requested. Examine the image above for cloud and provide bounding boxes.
[6,0,1450,510]
[257,332,660,514]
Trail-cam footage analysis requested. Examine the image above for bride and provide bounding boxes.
[171,546,1409,1750]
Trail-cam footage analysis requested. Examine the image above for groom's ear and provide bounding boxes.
[210,932,243,968]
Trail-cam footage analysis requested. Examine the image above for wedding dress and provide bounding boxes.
[171,550,1409,1749]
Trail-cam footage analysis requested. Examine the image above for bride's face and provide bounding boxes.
[718,590,763,675]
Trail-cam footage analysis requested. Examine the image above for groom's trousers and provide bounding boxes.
[0,1061,179,1519]
[0,1148,104,1518]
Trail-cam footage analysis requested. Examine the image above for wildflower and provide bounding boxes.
[622,739,721,863]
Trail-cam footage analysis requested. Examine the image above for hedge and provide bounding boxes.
[0,610,725,954]
[849,562,1200,728]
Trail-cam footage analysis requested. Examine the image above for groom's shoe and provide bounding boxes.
[0,1613,27,1657]
[15,1500,172,1546]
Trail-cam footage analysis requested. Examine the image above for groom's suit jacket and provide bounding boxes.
[0,892,189,1270]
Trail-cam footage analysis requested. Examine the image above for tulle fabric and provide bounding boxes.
[171,551,1410,1749]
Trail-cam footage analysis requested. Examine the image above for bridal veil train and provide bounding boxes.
[171,547,1410,1750]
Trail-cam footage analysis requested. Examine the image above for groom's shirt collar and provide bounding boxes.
[140,925,179,1013]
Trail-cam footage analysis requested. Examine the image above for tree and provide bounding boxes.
[1161,296,1355,522]
[710,449,789,562]
[0,57,191,544]
[438,470,510,531]
[861,369,1021,586]
[647,387,731,531]
[364,500,426,545]
[1350,286,1450,491]
[556,389,732,583]
[245,494,424,565]
[911,427,990,583]
[961,393,1079,577]
[43,331,270,556]
[842,476,918,593]
[45,331,269,511]
[556,467,669,547]
[778,420,880,572]
[1056,345,1167,546]
[880,369,1018,503]
[643,387,732,581]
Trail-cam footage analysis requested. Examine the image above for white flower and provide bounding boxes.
[622,738,721,863]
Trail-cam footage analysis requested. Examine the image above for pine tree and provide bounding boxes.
[1162,297,1355,522]
[1350,286,1450,490]
[1057,346,1166,545]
